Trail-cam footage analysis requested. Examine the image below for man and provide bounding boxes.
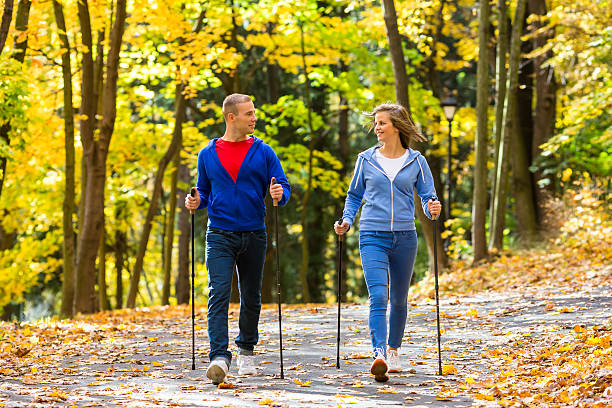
[185,93,290,384]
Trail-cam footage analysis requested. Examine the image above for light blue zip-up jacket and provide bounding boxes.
[342,146,438,231]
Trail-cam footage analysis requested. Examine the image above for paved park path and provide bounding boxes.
[1,283,610,407]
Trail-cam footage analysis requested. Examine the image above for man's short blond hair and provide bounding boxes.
[222,93,252,118]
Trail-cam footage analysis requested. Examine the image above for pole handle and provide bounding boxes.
[431,199,439,221]
[190,187,196,215]
[271,178,279,207]
[336,219,345,242]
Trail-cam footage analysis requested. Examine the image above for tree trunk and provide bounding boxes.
[114,201,127,309]
[422,4,451,261]
[53,0,77,319]
[337,61,350,299]
[98,221,108,311]
[162,151,179,305]
[297,22,315,303]
[221,1,241,95]
[74,0,127,314]
[426,0,445,98]
[172,12,206,305]
[126,84,186,308]
[510,120,539,243]
[0,0,30,320]
[529,0,557,203]
[260,52,281,304]
[0,0,30,201]
[381,0,447,272]
[490,0,527,253]
[175,159,191,304]
[0,0,13,56]
[510,6,539,244]
[473,0,490,262]
[266,23,281,105]
[382,0,410,111]
[489,0,510,250]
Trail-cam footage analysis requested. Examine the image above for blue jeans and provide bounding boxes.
[205,227,267,366]
[359,230,418,356]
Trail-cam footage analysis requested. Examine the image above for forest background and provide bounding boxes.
[0,0,609,320]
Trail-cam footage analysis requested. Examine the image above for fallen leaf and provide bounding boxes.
[293,378,312,387]
[442,364,457,375]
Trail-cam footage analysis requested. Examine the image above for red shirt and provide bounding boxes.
[215,137,254,182]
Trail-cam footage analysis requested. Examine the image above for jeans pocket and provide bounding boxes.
[359,231,378,249]
[207,229,239,249]
[251,230,267,244]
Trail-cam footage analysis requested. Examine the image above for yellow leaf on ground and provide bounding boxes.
[293,378,312,387]
[442,364,457,375]
[586,336,601,345]
[474,393,495,401]
[47,390,68,400]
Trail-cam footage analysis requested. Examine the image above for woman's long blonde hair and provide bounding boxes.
[365,103,426,148]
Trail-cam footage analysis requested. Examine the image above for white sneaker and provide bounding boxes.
[387,349,402,373]
[237,354,256,375]
[206,358,229,384]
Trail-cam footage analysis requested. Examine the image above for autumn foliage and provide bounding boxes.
[412,186,612,298]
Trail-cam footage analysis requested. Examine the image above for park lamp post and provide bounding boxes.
[441,96,457,222]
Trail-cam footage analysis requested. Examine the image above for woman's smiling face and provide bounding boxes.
[374,111,399,144]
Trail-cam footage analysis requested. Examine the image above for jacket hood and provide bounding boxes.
[358,145,422,166]
[206,135,263,148]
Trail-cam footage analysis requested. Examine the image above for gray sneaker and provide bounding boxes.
[206,358,229,385]
[237,354,256,375]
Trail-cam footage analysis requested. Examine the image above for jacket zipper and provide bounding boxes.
[390,180,394,230]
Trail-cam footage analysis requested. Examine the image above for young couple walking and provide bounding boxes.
[185,94,441,385]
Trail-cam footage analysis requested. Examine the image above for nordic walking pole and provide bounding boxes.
[271,178,284,379]
[432,208,442,375]
[336,219,344,369]
[190,187,196,370]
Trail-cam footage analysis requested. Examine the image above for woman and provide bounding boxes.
[334,103,441,382]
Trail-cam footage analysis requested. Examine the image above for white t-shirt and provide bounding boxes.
[375,149,409,182]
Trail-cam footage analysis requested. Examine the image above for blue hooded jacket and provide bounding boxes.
[342,146,438,231]
[196,136,290,231]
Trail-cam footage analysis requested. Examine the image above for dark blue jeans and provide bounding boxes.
[359,230,418,356]
[205,227,267,366]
